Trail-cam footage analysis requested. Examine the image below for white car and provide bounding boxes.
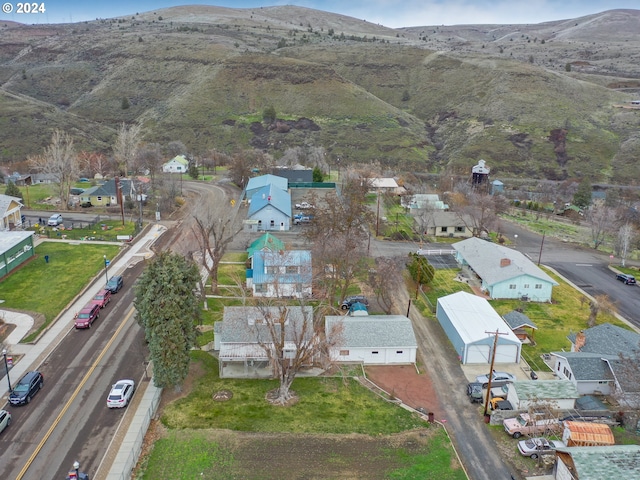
[47,213,64,226]
[0,409,11,434]
[106,379,135,408]
[295,202,314,209]
[475,371,516,388]
[517,437,566,458]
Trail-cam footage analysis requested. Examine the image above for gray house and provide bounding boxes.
[419,211,473,238]
[453,237,558,302]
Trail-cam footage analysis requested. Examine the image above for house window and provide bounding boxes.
[509,284,516,289]
[396,350,404,354]
[257,220,262,230]
[372,351,379,354]
[441,227,448,233]
[286,266,299,274]
[97,196,102,202]
[563,367,572,379]
[295,283,302,292]
[339,350,349,356]
[535,284,542,289]
[455,226,464,232]
[266,266,278,275]
[270,220,275,228]
[254,284,266,293]
[523,284,530,289]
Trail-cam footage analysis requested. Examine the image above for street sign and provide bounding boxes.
[105,260,110,266]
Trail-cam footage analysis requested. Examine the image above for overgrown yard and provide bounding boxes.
[136,352,465,480]
[0,241,120,341]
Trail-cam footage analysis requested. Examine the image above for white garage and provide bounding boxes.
[436,291,522,364]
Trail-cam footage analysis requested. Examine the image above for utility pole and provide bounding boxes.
[537,231,546,266]
[375,193,380,236]
[483,329,509,418]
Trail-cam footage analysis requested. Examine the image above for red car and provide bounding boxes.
[75,303,100,329]
[91,289,112,308]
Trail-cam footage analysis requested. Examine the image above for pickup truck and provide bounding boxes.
[503,413,562,438]
[295,202,314,209]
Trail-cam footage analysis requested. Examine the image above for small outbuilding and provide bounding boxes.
[505,380,580,410]
[325,315,417,365]
[436,291,522,364]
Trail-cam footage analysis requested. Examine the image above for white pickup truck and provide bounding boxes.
[503,413,562,438]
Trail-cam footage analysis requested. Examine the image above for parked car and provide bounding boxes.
[295,202,314,209]
[475,371,516,388]
[47,213,64,226]
[616,273,636,285]
[70,188,85,195]
[490,399,513,411]
[517,437,566,458]
[340,295,369,310]
[91,289,112,309]
[75,303,100,329]
[80,201,93,208]
[9,371,44,405]
[106,275,124,293]
[0,409,11,434]
[106,379,135,408]
[293,214,313,225]
[466,382,484,403]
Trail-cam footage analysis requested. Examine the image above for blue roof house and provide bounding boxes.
[246,183,292,231]
[248,249,312,298]
[453,237,558,302]
[245,174,288,201]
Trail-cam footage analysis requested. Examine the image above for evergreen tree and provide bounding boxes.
[407,253,435,286]
[263,105,276,124]
[573,178,592,208]
[135,252,201,390]
[5,181,22,200]
[312,166,323,182]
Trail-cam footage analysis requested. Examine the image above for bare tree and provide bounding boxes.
[192,210,242,294]
[617,223,636,267]
[451,188,504,237]
[165,140,187,158]
[588,294,618,327]
[368,257,403,314]
[77,151,108,178]
[28,129,79,210]
[586,199,614,250]
[136,142,164,183]
[113,122,144,176]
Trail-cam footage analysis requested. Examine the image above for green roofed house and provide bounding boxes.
[0,231,35,277]
[247,233,285,258]
[503,380,580,410]
[555,445,640,479]
[162,154,189,173]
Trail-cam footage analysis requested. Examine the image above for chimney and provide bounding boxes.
[575,330,586,351]
[500,258,511,268]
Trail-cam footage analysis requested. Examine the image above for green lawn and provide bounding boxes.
[33,219,138,242]
[0,241,120,341]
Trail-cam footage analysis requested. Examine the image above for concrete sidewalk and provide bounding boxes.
[0,223,167,480]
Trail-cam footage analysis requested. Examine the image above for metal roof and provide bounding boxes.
[555,445,640,479]
[247,183,292,217]
[512,380,580,400]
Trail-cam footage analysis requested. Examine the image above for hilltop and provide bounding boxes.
[0,6,639,182]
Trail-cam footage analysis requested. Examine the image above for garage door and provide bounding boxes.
[465,344,490,364]
[494,344,519,364]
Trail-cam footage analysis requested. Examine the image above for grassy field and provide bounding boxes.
[137,352,465,480]
[0,241,120,341]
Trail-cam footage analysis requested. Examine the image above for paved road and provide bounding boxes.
[0,261,146,479]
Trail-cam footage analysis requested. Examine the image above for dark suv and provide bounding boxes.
[340,295,369,310]
[9,371,44,405]
[106,275,124,293]
[616,273,636,285]
[466,382,484,403]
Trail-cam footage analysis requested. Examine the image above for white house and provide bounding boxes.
[162,155,189,173]
[0,194,24,230]
[453,237,558,302]
[436,291,522,364]
[325,315,417,365]
[215,306,315,378]
[504,380,580,410]
[248,249,312,298]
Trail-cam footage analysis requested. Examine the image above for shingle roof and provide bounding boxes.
[220,306,314,343]
[0,194,22,216]
[567,323,640,356]
[555,445,640,479]
[423,211,473,228]
[325,315,417,349]
[512,380,580,400]
[503,310,537,330]
[247,183,292,217]
[453,237,558,287]
[551,351,616,381]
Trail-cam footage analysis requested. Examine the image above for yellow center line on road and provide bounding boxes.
[16,306,136,480]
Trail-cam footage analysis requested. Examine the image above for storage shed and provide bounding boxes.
[436,291,521,364]
[506,380,580,410]
[562,421,615,447]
